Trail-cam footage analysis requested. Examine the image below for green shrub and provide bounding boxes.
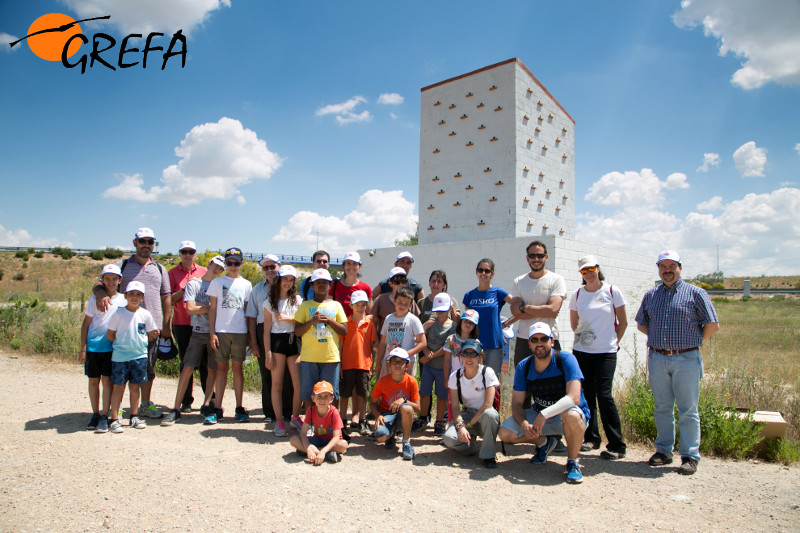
[9,338,22,350]
[59,248,75,260]
[15,250,29,260]
[88,250,104,261]
[765,438,800,465]
[12,272,25,281]
[27,248,35,254]
[33,251,44,258]
[102,248,125,259]
[0,269,4,281]
[22,262,28,269]
[698,400,763,458]
[620,373,657,442]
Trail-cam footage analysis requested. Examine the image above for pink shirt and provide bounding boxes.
[169,262,207,326]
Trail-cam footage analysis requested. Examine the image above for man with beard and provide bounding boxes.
[635,250,719,476]
[509,241,566,366]
[497,322,590,484]
[93,227,171,419]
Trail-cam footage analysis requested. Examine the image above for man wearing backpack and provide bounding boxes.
[300,250,338,301]
[497,322,590,484]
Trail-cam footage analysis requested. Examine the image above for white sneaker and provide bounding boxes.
[130,416,146,429]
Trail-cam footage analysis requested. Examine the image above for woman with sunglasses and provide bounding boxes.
[462,259,514,377]
[569,255,628,459]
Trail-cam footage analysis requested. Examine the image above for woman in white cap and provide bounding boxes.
[263,265,303,437]
[569,255,628,459]
[330,251,372,317]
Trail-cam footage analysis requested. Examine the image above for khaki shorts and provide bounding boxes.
[185,331,217,370]
[215,332,247,363]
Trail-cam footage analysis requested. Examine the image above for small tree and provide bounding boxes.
[394,222,419,247]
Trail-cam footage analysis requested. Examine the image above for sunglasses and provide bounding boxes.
[315,259,329,264]
[137,238,155,245]
[262,264,277,270]
[527,253,546,260]
[529,336,550,343]
[226,261,242,267]
[476,268,493,274]
[579,266,597,274]
[461,351,480,358]
[390,277,407,284]
[179,249,195,255]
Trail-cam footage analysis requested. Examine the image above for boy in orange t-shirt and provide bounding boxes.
[339,290,377,435]
[369,348,420,461]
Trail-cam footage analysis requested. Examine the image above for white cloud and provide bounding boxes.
[733,141,767,177]
[316,96,372,125]
[584,168,689,208]
[0,224,70,247]
[781,181,797,187]
[389,113,398,120]
[273,189,417,252]
[697,152,720,172]
[103,117,282,206]
[1,33,20,52]
[378,93,404,105]
[62,0,230,35]
[696,195,723,211]
[674,0,800,89]
[795,143,800,155]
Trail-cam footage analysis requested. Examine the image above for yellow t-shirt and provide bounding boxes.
[295,300,347,363]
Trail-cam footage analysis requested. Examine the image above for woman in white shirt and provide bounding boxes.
[569,255,627,460]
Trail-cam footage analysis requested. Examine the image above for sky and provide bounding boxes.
[1,0,799,277]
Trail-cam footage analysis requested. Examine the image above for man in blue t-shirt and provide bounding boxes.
[498,322,590,484]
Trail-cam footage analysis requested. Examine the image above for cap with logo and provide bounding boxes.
[312,380,334,396]
[278,265,298,278]
[461,309,479,326]
[135,227,155,239]
[259,254,281,267]
[388,266,406,279]
[179,240,196,251]
[396,251,414,262]
[578,255,599,270]
[528,322,553,339]
[343,251,361,264]
[310,268,332,282]
[461,338,483,354]
[101,264,122,277]
[350,290,369,305]
[657,250,681,265]
[224,247,243,261]
[385,347,411,362]
[432,293,452,312]
[125,280,146,294]
[209,255,225,268]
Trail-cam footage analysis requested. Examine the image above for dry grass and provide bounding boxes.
[725,275,800,290]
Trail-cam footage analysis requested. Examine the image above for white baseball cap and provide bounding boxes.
[388,266,406,278]
[209,255,225,268]
[431,293,452,312]
[396,251,414,262]
[179,240,196,251]
[528,322,553,339]
[343,251,361,264]
[278,265,298,278]
[350,290,369,305]
[310,268,332,282]
[577,255,598,270]
[101,264,122,277]
[657,250,681,265]
[259,254,281,267]
[385,347,411,362]
[135,227,155,239]
[125,280,146,294]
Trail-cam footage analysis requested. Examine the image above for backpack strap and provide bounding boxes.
[302,278,311,300]
[456,368,463,406]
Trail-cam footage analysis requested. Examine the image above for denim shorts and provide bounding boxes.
[500,406,588,437]
[111,358,148,386]
[373,411,399,439]
[299,361,340,401]
[420,364,446,397]
[307,434,333,448]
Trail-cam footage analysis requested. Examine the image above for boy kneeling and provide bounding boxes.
[369,348,420,460]
[290,381,347,464]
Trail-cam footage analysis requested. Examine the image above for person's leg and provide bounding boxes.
[215,360,229,408]
[561,408,586,461]
[232,360,244,407]
[140,338,158,405]
[172,364,197,411]
[648,350,676,458]
[442,422,472,455]
[357,395,367,423]
[172,324,194,407]
[419,364,434,424]
[299,361,320,412]
[88,377,101,414]
[200,340,217,409]
[433,368,447,423]
[256,323,275,419]
[514,337,532,366]
[483,348,503,377]
[477,407,500,459]
[128,383,141,417]
[594,352,626,453]
[271,352,288,429]
[399,403,415,441]
[574,350,601,446]
[318,363,341,401]
[498,410,545,445]
[672,350,703,461]
[109,385,126,421]
[286,355,301,418]
[100,376,112,416]
[289,434,306,452]
[339,369,355,423]
[373,412,397,443]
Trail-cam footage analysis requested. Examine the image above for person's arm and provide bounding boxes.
[518,295,564,319]
[531,379,581,435]
[394,396,421,413]
[637,323,648,335]
[468,380,496,427]
[79,315,92,361]
[160,293,172,338]
[262,309,274,369]
[374,335,387,376]
[185,300,208,315]
[208,296,219,350]
[107,329,116,343]
[247,317,260,358]
[318,430,340,458]
[510,390,536,439]
[449,387,471,444]
[371,283,383,299]
[93,284,110,312]
[570,309,579,332]
[294,311,319,337]
[615,305,628,342]
[703,322,720,341]
[370,396,385,427]
[170,278,186,305]
[327,317,347,338]
[407,332,426,357]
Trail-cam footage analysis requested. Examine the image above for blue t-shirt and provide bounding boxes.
[512,350,591,422]
[462,286,509,350]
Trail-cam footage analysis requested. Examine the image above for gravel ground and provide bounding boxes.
[1,351,798,532]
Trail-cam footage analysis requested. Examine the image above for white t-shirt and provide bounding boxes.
[380,312,424,356]
[207,275,252,334]
[569,284,626,354]
[447,364,500,410]
[85,293,126,353]
[512,270,567,339]
[109,306,157,362]
[263,295,302,334]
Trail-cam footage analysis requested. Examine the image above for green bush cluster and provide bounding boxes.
[51,247,75,260]
[88,250,105,261]
[15,250,29,260]
[102,248,125,259]
[0,298,80,356]
[33,251,44,258]
[27,248,35,254]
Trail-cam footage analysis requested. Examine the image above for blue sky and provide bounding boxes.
[1,0,798,276]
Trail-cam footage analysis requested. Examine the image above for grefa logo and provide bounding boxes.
[8,13,187,74]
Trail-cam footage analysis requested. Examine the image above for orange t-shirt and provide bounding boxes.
[341,316,377,371]
[370,373,420,413]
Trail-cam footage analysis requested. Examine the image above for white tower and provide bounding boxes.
[418,58,575,245]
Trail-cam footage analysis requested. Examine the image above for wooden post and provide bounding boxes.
[81,293,85,313]
[68,296,71,312]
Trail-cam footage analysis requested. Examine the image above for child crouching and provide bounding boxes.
[290,381,347,464]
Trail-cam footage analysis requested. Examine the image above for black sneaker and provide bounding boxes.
[678,457,698,475]
[483,457,498,469]
[200,404,213,417]
[433,421,446,436]
[235,406,250,422]
[325,451,341,463]
[600,449,626,460]
[87,413,101,430]
[359,420,370,436]
[648,452,673,466]
[180,403,192,413]
[161,410,180,426]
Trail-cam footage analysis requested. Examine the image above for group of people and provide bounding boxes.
[78,228,719,483]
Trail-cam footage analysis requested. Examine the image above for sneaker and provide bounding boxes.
[161,410,180,426]
[200,404,213,417]
[264,415,274,424]
[130,416,146,429]
[359,420,370,436]
[235,406,250,422]
[433,421,446,436]
[600,449,626,460]
[109,419,124,433]
[94,417,109,434]
[402,442,415,461]
[565,459,583,484]
[411,416,429,432]
[385,436,397,450]
[648,452,674,466]
[274,425,288,437]
[203,413,218,425]
[678,457,698,475]
[341,428,352,442]
[180,403,192,413]
[483,457,498,469]
[214,408,224,421]
[87,413,101,430]
[140,401,163,419]
[289,416,303,433]
[580,441,600,452]
[325,451,341,463]
[349,421,360,430]
[530,436,558,465]
[552,438,568,455]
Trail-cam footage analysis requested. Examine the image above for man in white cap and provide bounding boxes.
[498,322,590,484]
[635,250,719,476]
[168,240,207,412]
[371,251,425,301]
[93,227,171,419]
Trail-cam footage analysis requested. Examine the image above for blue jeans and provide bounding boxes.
[299,361,340,401]
[648,348,703,461]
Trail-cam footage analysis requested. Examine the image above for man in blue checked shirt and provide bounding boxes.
[635,250,719,476]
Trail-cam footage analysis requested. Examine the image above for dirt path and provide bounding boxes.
[0,351,798,532]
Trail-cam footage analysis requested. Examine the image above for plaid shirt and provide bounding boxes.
[635,279,718,351]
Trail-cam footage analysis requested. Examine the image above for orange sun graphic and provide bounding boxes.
[26,13,83,61]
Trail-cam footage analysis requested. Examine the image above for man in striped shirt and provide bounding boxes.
[635,250,719,476]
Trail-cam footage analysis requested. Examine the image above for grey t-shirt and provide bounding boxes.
[184,278,212,333]
[425,320,457,370]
